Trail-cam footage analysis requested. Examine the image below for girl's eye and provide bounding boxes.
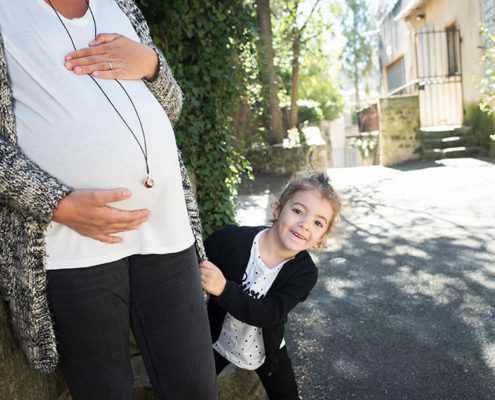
[293,208,302,215]
[315,221,323,228]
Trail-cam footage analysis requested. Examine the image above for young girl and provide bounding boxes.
[200,172,341,400]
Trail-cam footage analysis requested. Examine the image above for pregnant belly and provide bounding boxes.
[19,119,178,211]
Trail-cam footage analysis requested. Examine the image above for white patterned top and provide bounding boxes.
[213,229,290,370]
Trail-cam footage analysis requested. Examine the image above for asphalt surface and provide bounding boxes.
[236,158,495,400]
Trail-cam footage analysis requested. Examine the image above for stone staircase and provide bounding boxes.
[420,125,481,159]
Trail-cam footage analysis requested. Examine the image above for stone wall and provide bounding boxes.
[0,299,65,399]
[218,365,266,400]
[378,95,421,166]
[246,143,328,174]
[1,297,265,400]
[129,355,266,400]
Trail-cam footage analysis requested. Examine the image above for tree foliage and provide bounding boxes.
[476,26,495,154]
[299,34,344,122]
[137,0,255,235]
[481,25,495,113]
[340,0,374,105]
[272,0,343,126]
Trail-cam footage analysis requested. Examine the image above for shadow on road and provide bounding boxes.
[279,166,495,400]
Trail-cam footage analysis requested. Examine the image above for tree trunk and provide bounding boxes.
[353,7,360,105]
[289,33,300,129]
[354,59,360,105]
[256,0,285,143]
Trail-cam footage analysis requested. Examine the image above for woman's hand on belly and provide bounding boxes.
[52,189,150,244]
[64,33,159,81]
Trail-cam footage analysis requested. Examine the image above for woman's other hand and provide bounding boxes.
[64,33,159,81]
[199,260,227,296]
[52,189,150,244]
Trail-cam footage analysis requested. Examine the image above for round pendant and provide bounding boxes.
[144,177,155,188]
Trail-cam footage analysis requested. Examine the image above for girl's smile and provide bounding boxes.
[268,188,334,258]
[290,230,307,240]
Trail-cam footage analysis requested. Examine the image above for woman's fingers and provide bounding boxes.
[65,35,119,76]
[91,188,131,204]
[65,45,106,63]
[66,54,122,79]
[65,33,120,61]
[71,60,114,75]
[64,34,158,80]
[89,33,122,46]
[84,210,149,237]
[99,206,150,225]
[52,189,150,243]
[93,233,124,244]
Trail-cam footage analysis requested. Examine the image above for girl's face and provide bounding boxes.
[272,189,334,255]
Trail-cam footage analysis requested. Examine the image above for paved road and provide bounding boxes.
[236,158,495,400]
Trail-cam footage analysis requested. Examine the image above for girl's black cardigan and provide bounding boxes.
[205,225,318,374]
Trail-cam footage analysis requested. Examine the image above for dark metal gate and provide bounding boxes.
[415,26,463,127]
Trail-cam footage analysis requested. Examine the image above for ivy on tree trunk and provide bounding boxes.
[256,0,285,143]
[137,0,255,235]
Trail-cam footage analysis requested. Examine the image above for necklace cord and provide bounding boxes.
[46,0,151,177]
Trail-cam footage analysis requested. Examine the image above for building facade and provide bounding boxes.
[379,0,483,127]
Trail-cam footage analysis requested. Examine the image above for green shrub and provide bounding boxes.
[464,102,495,157]
[137,1,255,235]
[297,100,324,126]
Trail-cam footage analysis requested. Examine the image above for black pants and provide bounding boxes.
[214,346,299,400]
[47,246,217,400]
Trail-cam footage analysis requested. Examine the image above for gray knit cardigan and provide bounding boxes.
[0,0,205,373]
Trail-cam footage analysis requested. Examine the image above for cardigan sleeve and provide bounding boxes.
[144,46,183,127]
[212,260,318,328]
[0,139,72,224]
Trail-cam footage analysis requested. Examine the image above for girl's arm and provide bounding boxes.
[205,260,317,328]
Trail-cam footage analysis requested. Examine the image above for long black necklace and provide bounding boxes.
[46,0,154,188]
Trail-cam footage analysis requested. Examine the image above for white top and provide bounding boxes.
[0,0,194,269]
[213,230,288,370]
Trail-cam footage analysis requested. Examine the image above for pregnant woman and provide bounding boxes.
[0,1,216,399]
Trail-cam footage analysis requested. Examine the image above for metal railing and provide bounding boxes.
[386,79,421,97]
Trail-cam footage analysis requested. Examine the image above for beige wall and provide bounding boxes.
[407,0,483,104]
[379,3,418,95]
